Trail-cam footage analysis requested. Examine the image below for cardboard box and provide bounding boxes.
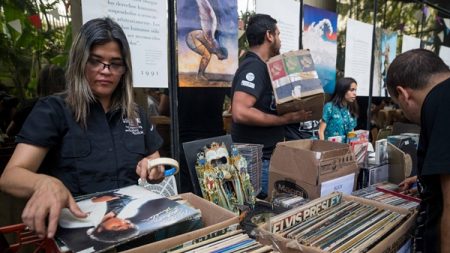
[388,134,418,177]
[267,50,325,120]
[276,93,325,121]
[269,140,359,200]
[122,193,239,253]
[257,193,416,253]
[387,143,412,184]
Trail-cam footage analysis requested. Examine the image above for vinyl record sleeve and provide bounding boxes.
[56,185,201,253]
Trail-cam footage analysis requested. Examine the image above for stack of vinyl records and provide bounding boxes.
[352,182,420,210]
[265,192,413,253]
[241,200,288,237]
[233,143,264,193]
[165,229,276,253]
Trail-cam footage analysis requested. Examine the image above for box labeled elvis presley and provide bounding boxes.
[266,50,325,120]
[257,192,416,253]
[55,185,201,253]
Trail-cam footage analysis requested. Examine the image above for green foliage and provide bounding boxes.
[238,10,257,61]
[0,0,71,99]
[336,0,443,73]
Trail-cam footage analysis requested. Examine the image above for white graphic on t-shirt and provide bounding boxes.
[246,72,255,81]
[241,80,255,89]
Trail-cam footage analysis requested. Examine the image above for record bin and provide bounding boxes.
[256,193,416,253]
[122,192,239,253]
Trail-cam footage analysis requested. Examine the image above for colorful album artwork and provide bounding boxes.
[267,50,323,104]
[283,55,302,74]
[268,60,287,81]
[177,0,238,87]
[302,4,338,94]
[380,30,397,97]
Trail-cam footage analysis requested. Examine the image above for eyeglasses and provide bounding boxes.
[87,58,126,74]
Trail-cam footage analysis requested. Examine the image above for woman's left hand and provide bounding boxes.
[136,151,165,184]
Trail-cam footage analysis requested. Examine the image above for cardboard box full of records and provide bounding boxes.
[257,192,416,253]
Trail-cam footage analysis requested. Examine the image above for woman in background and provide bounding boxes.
[318,77,359,142]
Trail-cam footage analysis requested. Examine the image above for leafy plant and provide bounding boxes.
[0,0,71,100]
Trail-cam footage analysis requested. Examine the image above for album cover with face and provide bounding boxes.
[56,185,201,253]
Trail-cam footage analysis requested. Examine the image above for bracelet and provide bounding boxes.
[147,157,179,177]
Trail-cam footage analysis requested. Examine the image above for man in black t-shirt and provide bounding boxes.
[386,49,450,253]
[230,14,311,197]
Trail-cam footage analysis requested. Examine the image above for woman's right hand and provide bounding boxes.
[21,176,87,238]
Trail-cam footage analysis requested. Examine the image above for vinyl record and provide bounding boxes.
[241,201,286,237]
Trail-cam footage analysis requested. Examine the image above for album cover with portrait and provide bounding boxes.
[55,185,202,253]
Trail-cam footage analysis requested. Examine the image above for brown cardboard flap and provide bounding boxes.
[271,142,319,185]
[281,140,352,160]
[270,140,357,186]
[311,141,352,157]
[387,143,411,184]
[178,193,236,225]
[276,93,325,121]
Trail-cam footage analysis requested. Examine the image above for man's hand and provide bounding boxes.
[21,176,86,238]
[281,110,313,124]
[398,176,417,191]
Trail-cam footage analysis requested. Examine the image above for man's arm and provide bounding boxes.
[231,91,311,127]
[440,174,450,252]
[398,176,417,191]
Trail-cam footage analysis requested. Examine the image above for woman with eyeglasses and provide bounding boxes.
[0,18,164,239]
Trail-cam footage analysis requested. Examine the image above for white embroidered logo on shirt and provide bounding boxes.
[241,80,255,89]
[123,118,144,135]
[246,72,255,81]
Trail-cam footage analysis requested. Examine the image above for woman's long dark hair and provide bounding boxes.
[329,77,359,118]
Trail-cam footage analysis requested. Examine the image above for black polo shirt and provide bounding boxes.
[231,51,283,159]
[17,95,162,196]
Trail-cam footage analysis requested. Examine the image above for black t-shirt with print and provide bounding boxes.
[230,51,283,159]
[415,77,450,253]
